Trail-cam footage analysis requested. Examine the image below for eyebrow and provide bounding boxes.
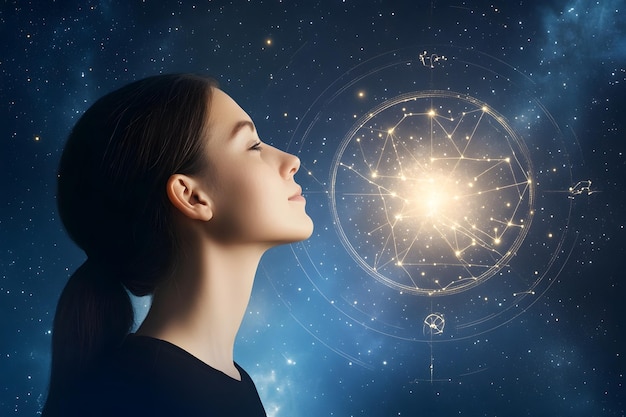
[229,120,256,139]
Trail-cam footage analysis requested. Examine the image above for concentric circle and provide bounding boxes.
[330,91,535,295]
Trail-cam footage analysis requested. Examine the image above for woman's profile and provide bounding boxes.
[42,74,314,416]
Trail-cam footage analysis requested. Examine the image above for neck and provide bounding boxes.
[136,242,265,380]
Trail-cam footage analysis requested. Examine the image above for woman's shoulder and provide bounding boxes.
[67,334,267,416]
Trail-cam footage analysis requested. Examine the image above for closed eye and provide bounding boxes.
[250,141,262,151]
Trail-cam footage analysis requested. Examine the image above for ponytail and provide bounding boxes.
[43,73,216,415]
[42,260,133,416]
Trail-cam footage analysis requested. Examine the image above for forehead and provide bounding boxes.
[208,88,252,135]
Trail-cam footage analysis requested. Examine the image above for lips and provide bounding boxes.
[288,187,306,202]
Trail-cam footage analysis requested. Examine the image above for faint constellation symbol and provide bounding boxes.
[419,50,447,68]
[568,180,598,199]
[423,313,445,335]
[423,313,445,383]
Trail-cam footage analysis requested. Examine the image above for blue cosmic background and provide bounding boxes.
[1,1,625,416]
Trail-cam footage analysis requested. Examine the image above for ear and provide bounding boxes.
[166,174,213,221]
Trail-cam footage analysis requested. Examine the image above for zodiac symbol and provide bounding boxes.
[419,50,447,68]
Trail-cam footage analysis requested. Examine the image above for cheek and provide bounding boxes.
[212,171,275,228]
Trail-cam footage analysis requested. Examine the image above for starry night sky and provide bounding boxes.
[2,1,625,416]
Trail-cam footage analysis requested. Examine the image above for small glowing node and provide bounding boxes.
[265,38,272,45]
[371,172,378,178]
[428,109,436,117]
[388,127,395,134]
[482,106,488,112]
[358,91,365,98]
[455,250,461,257]
[494,238,501,244]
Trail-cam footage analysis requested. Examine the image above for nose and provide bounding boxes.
[279,148,301,179]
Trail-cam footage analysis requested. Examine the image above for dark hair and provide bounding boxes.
[42,74,217,415]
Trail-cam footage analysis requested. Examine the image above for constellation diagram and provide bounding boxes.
[330,91,535,296]
[262,45,582,376]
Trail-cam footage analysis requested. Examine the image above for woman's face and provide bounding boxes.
[200,88,314,247]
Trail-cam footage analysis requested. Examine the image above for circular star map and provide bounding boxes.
[261,45,582,374]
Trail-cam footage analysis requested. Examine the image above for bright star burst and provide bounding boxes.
[331,91,534,295]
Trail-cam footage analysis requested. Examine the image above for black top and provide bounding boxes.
[61,334,267,417]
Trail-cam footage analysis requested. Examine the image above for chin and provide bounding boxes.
[299,218,315,241]
[277,216,315,245]
[291,219,315,243]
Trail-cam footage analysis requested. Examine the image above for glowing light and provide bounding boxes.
[330,91,535,295]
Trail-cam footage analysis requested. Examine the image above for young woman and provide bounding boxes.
[42,74,314,416]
